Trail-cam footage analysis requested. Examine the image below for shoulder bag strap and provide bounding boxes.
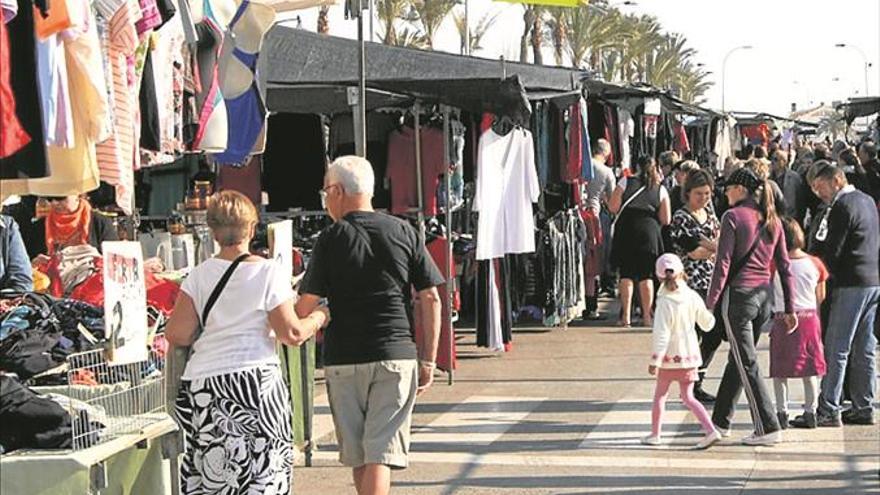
[200,253,251,328]
[611,185,646,230]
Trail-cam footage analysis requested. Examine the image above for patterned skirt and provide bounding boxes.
[175,365,293,495]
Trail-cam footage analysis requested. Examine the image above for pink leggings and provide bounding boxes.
[652,369,715,436]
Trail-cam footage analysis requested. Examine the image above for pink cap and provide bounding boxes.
[655,253,684,280]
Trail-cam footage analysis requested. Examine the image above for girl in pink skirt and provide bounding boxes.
[771,218,828,429]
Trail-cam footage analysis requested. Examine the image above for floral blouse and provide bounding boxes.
[669,207,720,293]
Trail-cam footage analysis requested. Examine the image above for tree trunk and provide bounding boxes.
[553,22,564,66]
[521,7,534,63]
[531,15,543,65]
[317,6,330,34]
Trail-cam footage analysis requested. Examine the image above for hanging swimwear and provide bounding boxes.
[191,0,226,152]
[211,0,268,166]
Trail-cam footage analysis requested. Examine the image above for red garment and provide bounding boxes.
[0,11,31,159]
[414,237,457,372]
[216,156,262,206]
[48,256,180,315]
[673,122,690,155]
[603,105,616,167]
[741,123,770,146]
[45,200,93,255]
[564,102,583,183]
[386,126,447,216]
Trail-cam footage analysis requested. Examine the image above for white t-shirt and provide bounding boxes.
[180,258,294,379]
[772,255,828,313]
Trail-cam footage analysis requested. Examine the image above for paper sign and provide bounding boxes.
[268,220,293,280]
[103,241,149,365]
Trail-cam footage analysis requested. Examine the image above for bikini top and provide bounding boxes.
[211,0,266,166]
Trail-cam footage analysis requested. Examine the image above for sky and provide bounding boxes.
[277,0,880,116]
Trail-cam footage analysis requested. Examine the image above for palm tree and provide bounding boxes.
[818,111,847,141]
[615,14,663,82]
[453,10,499,55]
[317,5,330,34]
[375,0,411,45]
[410,0,458,49]
[645,34,695,88]
[565,4,626,72]
[545,6,571,66]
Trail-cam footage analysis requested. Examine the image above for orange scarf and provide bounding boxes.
[45,199,92,254]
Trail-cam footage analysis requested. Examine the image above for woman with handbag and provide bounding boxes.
[609,156,672,327]
[165,191,328,495]
[706,168,798,446]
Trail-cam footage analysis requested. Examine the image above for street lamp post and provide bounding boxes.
[834,43,871,97]
[721,45,753,112]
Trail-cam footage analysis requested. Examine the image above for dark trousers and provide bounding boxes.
[696,289,724,386]
[712,285,781,436]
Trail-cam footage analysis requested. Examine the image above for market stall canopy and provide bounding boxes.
[263,0,338,14]
[583,79,721,117]
[266,84,413,114]
[729,111,819,129]
[261,26,585,114]
[836,97,880,123]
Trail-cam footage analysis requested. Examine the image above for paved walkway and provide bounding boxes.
[295,302,880,494]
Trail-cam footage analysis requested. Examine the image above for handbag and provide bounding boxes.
[714,224,767,341]
[166,254,250,410]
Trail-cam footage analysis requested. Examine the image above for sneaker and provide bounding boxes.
[776,412,789,430]
[582,310,606,321]
[789,412,818,429]
[641,435,662,446]
[815,411,842,427]
[842,409,876,426]
[695,430,722,450]
[713,423,732,438]
[741,430,782,446]
[694,385,716,404]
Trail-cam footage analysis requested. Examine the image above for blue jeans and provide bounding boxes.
[818,286,880,415]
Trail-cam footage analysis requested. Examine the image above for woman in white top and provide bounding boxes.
[166,191,328,495]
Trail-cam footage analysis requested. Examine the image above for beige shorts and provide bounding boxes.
[324,359,418,469]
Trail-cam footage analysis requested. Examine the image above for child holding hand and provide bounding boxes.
[644,254,721,449]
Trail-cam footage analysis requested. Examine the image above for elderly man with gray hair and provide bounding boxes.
[296,156,444,495]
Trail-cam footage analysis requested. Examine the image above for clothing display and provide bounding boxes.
[413,236,457,371]
[539,209,586,326]
[0,9,31,160]
[216,155,262,206]
[474,128,541,261]
[386,126,447,216]
[1,0,273,205]
[211,0,274,166]
[475,258,512,352]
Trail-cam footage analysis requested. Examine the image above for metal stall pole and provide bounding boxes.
[413,101,425,240]
[353,0,367,157]
[442,105,454,385]
[300,342,313,466]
